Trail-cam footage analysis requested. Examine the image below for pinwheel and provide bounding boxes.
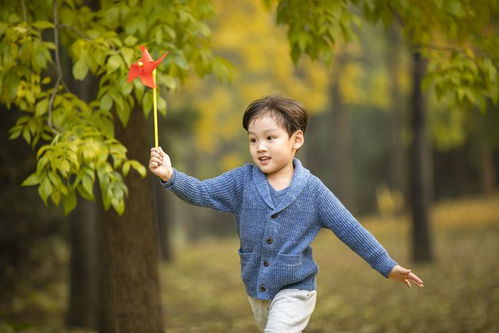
[127,45,169,147]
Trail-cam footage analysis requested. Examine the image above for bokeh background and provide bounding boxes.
[1,0,498,332]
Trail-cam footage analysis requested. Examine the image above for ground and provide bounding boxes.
[1,196,497,332]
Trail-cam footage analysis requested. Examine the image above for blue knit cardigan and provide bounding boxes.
[162,158,398,300]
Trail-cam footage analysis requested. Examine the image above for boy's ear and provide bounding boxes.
[292,130,304,150]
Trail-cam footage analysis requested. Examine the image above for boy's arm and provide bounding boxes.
[161,167,244,213]
[149,147,244,213]
[313,178,398,278]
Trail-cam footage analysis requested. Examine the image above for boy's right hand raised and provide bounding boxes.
[149,147,173,182]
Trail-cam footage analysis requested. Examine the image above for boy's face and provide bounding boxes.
[247,113,304,177]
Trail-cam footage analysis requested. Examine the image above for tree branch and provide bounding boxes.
[47,0,65,134]
[52,0,70,93]
[20,0,28,22]
[48,76,61,134]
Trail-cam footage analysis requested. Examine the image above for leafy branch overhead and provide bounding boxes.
[272,0,498,112]
[2,0,497,216]
[1,0,233,215]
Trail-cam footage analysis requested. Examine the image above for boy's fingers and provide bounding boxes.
[408,272,423,283]
[408,272,424,287]
[149,157,162,167]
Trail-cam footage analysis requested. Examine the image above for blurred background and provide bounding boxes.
[1,0,498,332]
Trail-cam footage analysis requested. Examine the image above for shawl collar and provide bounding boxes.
[252,158,311,213]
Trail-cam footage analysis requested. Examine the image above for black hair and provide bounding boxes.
[242,95,308,136]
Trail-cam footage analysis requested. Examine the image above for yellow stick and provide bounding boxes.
[153,69,158,148]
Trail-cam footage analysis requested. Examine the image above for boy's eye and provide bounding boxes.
[249,138,256,143]
[267,136,274,141]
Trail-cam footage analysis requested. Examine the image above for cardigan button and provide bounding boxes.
[271,213,278,218]
[259,285,266,292]
[263,260,270,267]
[266,238,273,245]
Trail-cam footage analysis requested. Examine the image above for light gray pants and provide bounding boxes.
[247,289,317,333]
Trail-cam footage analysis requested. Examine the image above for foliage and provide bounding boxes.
[272,0,498,113]
[271,0,361,64]
[0,0,231,214]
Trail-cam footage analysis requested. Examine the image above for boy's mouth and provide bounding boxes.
[258,156,271,164]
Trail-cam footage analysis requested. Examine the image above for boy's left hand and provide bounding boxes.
[388,265,424,288]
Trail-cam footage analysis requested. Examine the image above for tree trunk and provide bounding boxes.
[154,177,174,262]
[99,105,164,332]
[387,26,406,199]
[66,54,102,328]
[409,51,433,263]
[67,198,100,328]
[481,144,496,197]
[329,56,355,211]
[453,148,468,196]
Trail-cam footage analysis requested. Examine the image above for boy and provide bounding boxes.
[149,96,424,333]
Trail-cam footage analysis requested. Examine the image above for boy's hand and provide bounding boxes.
[149,147,173,182]
[388,265,424,288]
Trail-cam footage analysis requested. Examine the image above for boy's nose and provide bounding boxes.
[257,144,268,153]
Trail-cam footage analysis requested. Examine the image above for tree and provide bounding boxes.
[409,51,433,261]
[1,0,232,330]
[270,0,498,262]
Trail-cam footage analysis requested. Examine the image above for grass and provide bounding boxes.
[160,195,499,332]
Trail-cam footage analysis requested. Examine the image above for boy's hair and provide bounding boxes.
[242,95,308,136]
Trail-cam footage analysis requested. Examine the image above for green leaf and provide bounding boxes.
[159,75,177,90]
[32,21,54,30]
[158,96,167,116]
[130,160,146,177]
[122,161,131,176]
[39,177,53,204]
[22,126,31,144]
[73,59,89,80]
[100,94,113,110]
[22,173,40,186]
[173,54,190,70]
[82,174,95,200]
[8,125,22,140]
[107,54,121,72]
[124,35,138,46]
[102,188,111,210]
[60,160,70,177]
[116,102,131,126]
[2,70,20,102]
[143,91,152,117]
[51,189,61,205]
[35,99,49,117]
[112,197,125,215]
[63,190,77,215]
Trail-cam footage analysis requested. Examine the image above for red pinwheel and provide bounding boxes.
[127,45,169,147]
[127,45,169,88]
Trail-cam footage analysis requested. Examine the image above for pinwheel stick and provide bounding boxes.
[153,69,159,148]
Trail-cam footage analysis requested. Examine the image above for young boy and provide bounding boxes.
[149,95,424,333]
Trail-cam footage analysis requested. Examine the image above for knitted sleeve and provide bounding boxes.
[312,177,398,278]
[160,165,248,214]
